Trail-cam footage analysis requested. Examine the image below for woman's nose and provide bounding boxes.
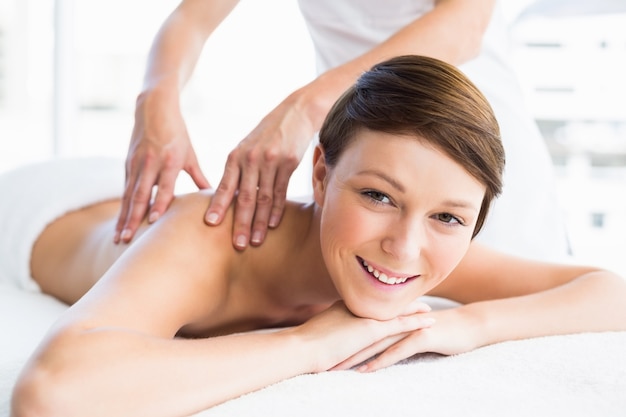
[380,217,423,261]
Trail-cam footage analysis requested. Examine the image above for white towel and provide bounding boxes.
[2,286,625,417]
[197,331,626,417]
[0,157,124,291]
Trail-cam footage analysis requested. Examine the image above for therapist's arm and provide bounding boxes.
[304,0,496,127]
[115,0,240,244]
[205,0,497,249]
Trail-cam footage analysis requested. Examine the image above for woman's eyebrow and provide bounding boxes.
[356,170,405,192]
[440,199,480,212]
[355,170,479,211]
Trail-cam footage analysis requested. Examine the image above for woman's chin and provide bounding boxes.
[346,303,399,321]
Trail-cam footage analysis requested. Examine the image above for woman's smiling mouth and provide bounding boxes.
[357,257,418,285]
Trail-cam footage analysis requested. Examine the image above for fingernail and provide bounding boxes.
[424,318,436,326]
[120,229,132,242]
[235,235,247,249]
[251,231,263,245]
[113,232,120,244]
[269,215,280,228]
[206,212,219,225]
[148,211,159,223]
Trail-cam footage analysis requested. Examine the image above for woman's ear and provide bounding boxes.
[312,144,328,206]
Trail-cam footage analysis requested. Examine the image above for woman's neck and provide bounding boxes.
[251,201,339,312]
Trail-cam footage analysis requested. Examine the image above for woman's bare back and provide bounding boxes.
[30,193,333,336]
[30,199,145,304]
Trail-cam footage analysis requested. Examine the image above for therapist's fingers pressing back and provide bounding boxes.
[115,156,160,244]
[115,150,210,244]
[205,146,295,251]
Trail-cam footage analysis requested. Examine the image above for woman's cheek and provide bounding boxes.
[433,235,472,279]
[323,197,369,240]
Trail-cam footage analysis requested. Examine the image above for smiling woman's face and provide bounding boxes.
[313,129,486,320]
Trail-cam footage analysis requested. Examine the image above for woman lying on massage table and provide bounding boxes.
[11,55,626,417]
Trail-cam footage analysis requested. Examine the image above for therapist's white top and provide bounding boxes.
[297,0,569,261]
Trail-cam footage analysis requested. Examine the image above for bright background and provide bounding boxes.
[0,0,624,274]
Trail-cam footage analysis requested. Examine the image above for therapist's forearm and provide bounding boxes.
[141,0,240,94]
[142,16,206,94]
[293,0,496,134]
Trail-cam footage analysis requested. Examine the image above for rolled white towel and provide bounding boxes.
[0,157,124,291]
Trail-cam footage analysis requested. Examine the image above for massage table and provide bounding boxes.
[2,284,625,417]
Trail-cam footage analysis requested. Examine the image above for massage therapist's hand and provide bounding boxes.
[293,300,435,373]
[115,89,210,244]
[332,306,483,372]
[204,91,317,250]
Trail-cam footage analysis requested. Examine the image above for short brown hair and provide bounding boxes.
[318,55,505,237]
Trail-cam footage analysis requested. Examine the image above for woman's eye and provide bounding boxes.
[363,190,391,204]
[436,213,462,225]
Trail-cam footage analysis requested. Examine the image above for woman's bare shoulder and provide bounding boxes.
[166,189,312,234]
[160,190,232,239]
[58,190,237,337]
[167,189,217,216]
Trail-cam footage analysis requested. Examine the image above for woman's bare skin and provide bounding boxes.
[12,55,626,417]
[31,193,333,337]
[32,200,134,304]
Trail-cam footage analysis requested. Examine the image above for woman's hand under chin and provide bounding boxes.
[291,300,435,374]
[330,305,484,373]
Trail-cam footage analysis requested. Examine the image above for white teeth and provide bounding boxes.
[360,259,409,285]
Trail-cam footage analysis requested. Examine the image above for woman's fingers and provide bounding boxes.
[402,298,432,315]
[327,313,435,371]
[357,330,431,373]
[330,334,406,371]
